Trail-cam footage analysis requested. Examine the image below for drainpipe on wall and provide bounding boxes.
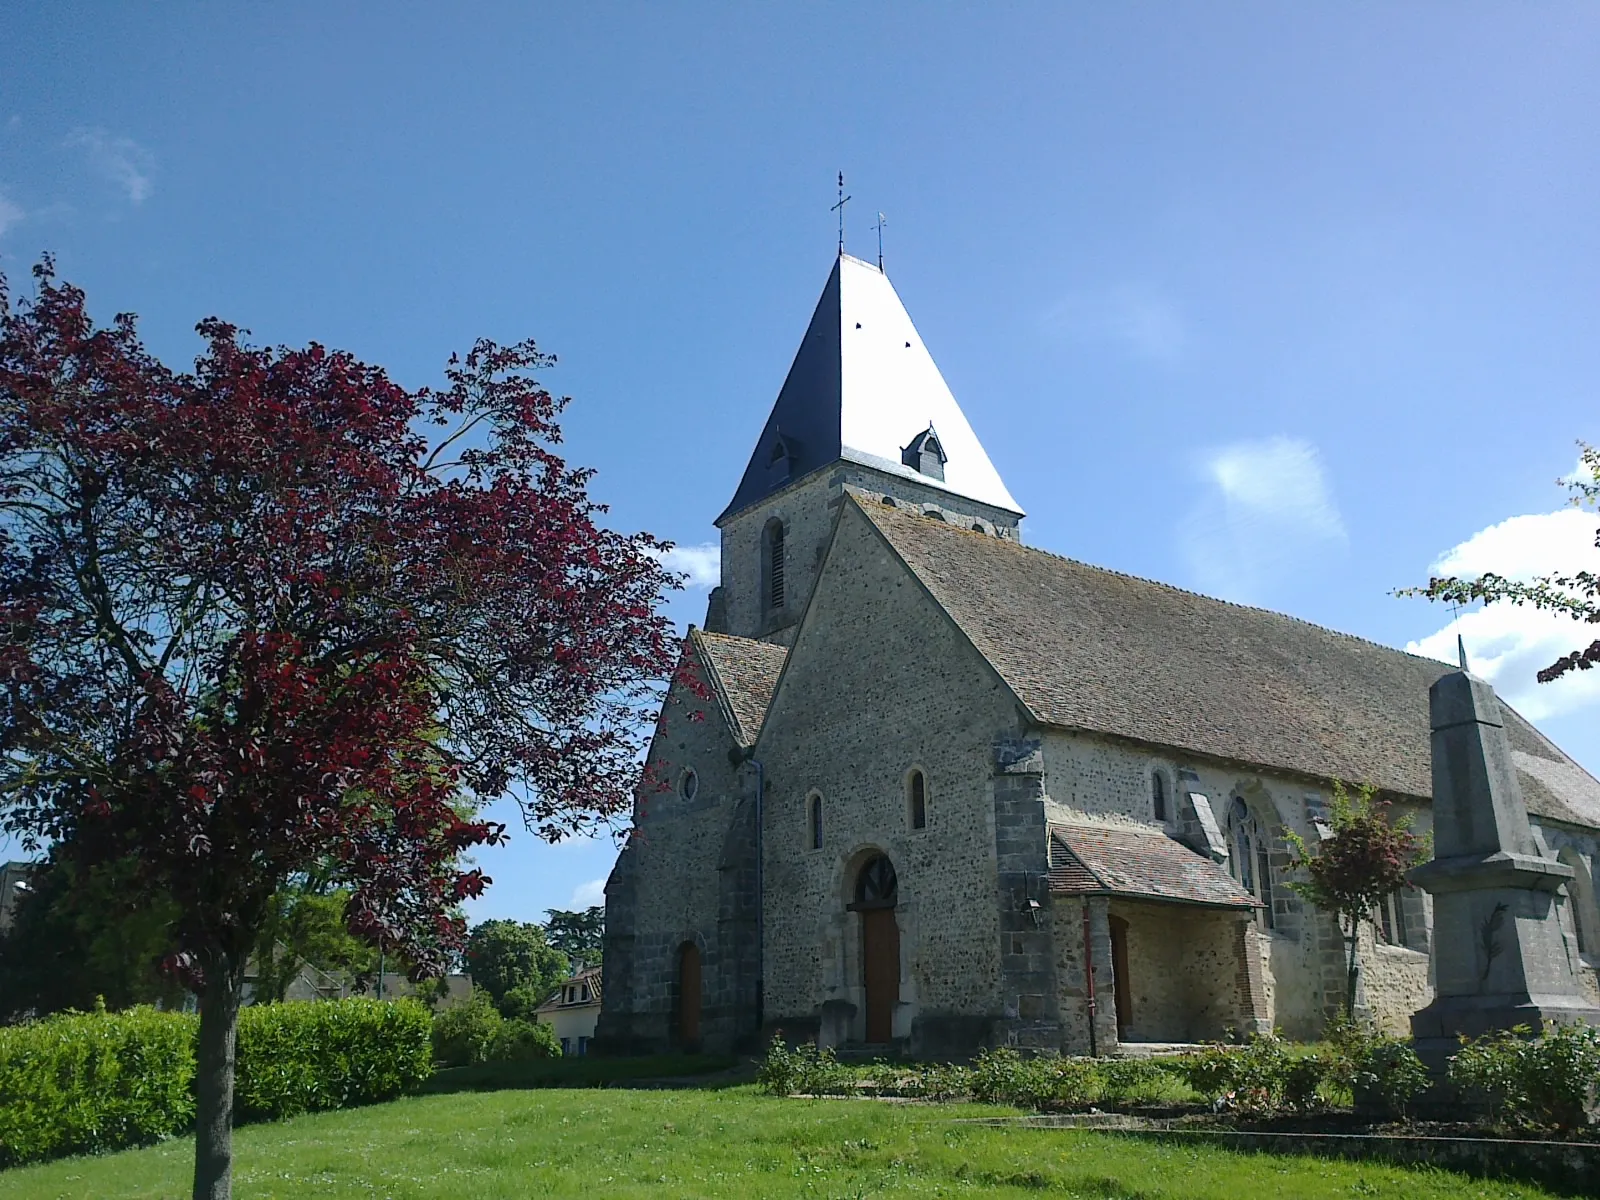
[752,755,765,1032]
[1081,898,1097,1059]
[731,745,766,1035]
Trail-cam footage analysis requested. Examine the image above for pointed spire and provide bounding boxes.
[1457,633,1470,672]
[718,256,1022,522]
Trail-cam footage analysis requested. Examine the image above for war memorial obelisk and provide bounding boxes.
[1410,671,1600,1070]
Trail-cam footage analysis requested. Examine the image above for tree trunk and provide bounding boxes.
[193,958,244,1200]
[1344,918,1361,1018]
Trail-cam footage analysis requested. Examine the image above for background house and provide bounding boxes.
[536,965,602,1055]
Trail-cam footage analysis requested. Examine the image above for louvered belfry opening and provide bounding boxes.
[767,520,786,610]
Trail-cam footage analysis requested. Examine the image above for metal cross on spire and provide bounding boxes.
[872,212,887,271]
[831,171,852,255]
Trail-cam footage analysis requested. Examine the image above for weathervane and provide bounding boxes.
[872,212,887,271]
[831,171,852,255]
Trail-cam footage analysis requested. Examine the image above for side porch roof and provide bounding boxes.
[1048,823,1259,910]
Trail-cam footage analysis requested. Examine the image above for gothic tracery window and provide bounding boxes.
[1228,796,1276,930]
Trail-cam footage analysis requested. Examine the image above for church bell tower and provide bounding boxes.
[704,254,1024,645]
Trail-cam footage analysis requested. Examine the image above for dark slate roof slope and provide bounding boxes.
[692,630,789,747]
[855,498,1600,828]
[1049,824,1258,908]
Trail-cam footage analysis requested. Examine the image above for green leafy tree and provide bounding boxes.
[464,919,568,1010]
[251,884,379,1003]
[543,905,604,966]
[1284,781,1428,1017]
[1408,443,1600,683]
[0,855,188,1018]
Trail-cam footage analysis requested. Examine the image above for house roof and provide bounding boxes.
[853,498,1600,829]
[718,254,1022,523]
[536,964,603,1013]
[693,629,788,747]
[1049,823,1260,909]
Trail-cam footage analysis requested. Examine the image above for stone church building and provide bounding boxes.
[595,253,1600,1058]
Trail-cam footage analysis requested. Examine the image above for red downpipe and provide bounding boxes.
[1081,898,1098,1058]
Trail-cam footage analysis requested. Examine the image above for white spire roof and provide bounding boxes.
[719,254,1023,522]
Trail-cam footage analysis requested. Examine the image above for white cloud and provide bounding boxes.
[67,128,154,203]
[569,877,606,908]
[1045,283,1186,361]
[658,542,720,589]
[1179,436,1347,602]
[1407,505,1600,721]
[0,190,21,237]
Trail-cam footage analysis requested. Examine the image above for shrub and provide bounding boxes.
[492,1017,560,1062]
[1178,1035,1328,1115]
[0,1006,196,1167]
[497,984,545,1023]
[1324,1021,1429,1120]
[755,1037,853,1096]
[1450,1023,1600,1132]
[901,1061,971,1101]
[1100,1058,1186,1107]
[234,997,433,1122]
[969,1048,1099,1111]
[431,988,508,1067]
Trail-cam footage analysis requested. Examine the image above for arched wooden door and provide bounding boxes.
[853,855,899,1045]
[677,941,701,1048]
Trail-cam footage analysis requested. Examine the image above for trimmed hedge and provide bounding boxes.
[0,1006,195,1167]
[0,997,436,1168]
[236,997,433,1122]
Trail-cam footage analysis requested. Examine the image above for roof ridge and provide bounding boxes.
[853,495,1454,672]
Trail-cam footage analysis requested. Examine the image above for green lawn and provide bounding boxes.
[0,1084,1559,1200]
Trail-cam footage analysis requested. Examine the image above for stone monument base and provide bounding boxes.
[1412,993,1600,1075]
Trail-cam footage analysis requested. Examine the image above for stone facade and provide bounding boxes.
[592,642,760,1055]
[754,505,1022,1056]
[709,463,1020,646]
[599,257,1600,1061]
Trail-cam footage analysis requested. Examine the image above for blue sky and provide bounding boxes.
[3,4,1598,925]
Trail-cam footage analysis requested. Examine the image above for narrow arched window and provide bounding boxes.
[1152,771,1167,821]
[1228,796,1276,930]
[908,770,927,830]
[765,520,786,611]
[808,792,823,850]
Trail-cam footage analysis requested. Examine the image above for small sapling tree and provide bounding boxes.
[0,261,678,1199]
[1284,781,1428,1018]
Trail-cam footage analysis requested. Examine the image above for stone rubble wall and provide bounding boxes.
[592,647,758,1055]
[712,464,1020,645]
[755,503,1022,1057]
[1037,730,1439,1041]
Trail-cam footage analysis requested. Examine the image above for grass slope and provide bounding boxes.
[0,1085,1558,1200]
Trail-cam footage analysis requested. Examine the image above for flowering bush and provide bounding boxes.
[1450,1023,1600,1132]
[755,1037,853,1096]
[1324,1018,1429,1119]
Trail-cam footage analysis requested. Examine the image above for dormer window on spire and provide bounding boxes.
[767,432,794,484]
[901,425,947,481]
